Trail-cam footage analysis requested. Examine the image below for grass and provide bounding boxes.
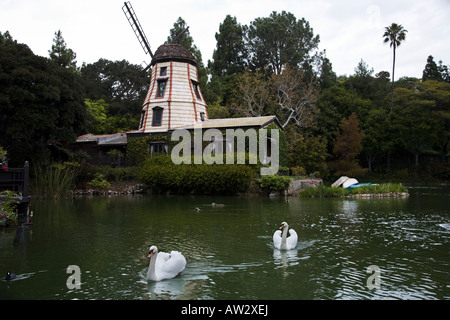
[299,183,408,198]
[31,163,79,199]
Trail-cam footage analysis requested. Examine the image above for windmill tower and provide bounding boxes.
[122,2,208,135]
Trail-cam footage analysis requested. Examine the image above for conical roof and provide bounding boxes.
[151,44,197,66]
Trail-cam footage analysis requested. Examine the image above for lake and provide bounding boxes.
[1,185,449,300]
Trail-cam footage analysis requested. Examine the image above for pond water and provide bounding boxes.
[1,186,449,300]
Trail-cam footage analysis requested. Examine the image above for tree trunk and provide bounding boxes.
[390,45,396,112]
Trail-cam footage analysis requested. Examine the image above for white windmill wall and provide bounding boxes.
[139,58,208,134]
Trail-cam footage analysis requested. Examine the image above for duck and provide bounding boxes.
[4,271,16,281]
[211,203,224,207]
[146,245,186,281]
[273,222,298,250]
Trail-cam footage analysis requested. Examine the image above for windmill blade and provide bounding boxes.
[122,1,153,58]
[170,26,190,44]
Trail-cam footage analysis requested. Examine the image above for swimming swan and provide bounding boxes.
[146,245,186,281]
[273,222,298,250]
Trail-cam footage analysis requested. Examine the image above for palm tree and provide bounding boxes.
[383,23,407,111]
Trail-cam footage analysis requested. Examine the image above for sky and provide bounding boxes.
[1,0,449,79]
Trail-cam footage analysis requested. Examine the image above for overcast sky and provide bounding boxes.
[1,0,449,79]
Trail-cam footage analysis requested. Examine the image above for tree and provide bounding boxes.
[422,55,443,82]
[272,65,318,129]
[80,59,149,124]
[0,31,87,165]
[317,51,337,89]
[209,15,247,77]
[246,11,320,75]
[383,23,407,111]
[166,17,212,103]
[329,113,366,177]
[49,30,77,71]
[235,69,273,117]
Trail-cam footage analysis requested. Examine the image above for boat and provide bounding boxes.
[342,178,359,189]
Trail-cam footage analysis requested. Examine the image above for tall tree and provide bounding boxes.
[209,15,247,76]
[246,11,319,75]
[1,31,87,164]
[383,23,407,111]
[329,113,366,177]
[49,30,77,71]
[422,55,443,82]
[166,17,212,103]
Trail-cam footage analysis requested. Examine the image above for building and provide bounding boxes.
[74,43,283,164]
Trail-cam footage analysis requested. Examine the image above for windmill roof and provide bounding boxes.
[151,44,197,66]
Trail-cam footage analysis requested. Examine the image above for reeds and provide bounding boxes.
[31,163,78,199]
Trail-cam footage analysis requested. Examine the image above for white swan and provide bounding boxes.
[273,222,298,250]
[146,245,187,281]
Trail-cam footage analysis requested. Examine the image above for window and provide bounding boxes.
[152,107,163,126]
[160,66,167,76]
[200,112,205,121]
[139,110,146,129]
[191,80,201,99]
[156,79,167,97]
[150,143,168,155]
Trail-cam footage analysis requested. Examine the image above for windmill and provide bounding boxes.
[121,1,208,136]
[118,1,190,100]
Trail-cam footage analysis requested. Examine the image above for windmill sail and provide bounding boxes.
[122,1,153,58]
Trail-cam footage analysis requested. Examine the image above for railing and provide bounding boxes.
[0,161,30,203]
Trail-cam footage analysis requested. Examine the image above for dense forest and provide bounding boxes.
[1,11,449,181]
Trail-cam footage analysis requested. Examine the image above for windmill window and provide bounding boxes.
[160,66,167,76]
[139,110,146,129]
[200,112,205,121]
[152,107,163,126]
[191,80,201,99]
[156,79,167,97]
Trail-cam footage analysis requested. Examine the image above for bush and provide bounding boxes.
[138,161,255,195]
[0,190,19,226]
[256,175,291,192]
[88,173,111,190]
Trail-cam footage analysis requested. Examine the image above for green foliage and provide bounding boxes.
[209,14,247,77]
[88,173,111,190]
[48,30,77,71]
[96,166,137,182]
[0,31,87,165]
[329,113,367,178]
[0,190,19,226]
[299,183,408,197]
[256,175,291,192]
[31,162,79,199]
[247,11,319,74]
[137,158,255,195]
[126,135,152,166]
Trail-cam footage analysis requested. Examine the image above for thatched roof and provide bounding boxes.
[151,44,196,66]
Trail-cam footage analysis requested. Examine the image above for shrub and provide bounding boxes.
[88,173,111,190]
[256,175,291,192]
[138,161,255,195]
[0,190,19,226]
